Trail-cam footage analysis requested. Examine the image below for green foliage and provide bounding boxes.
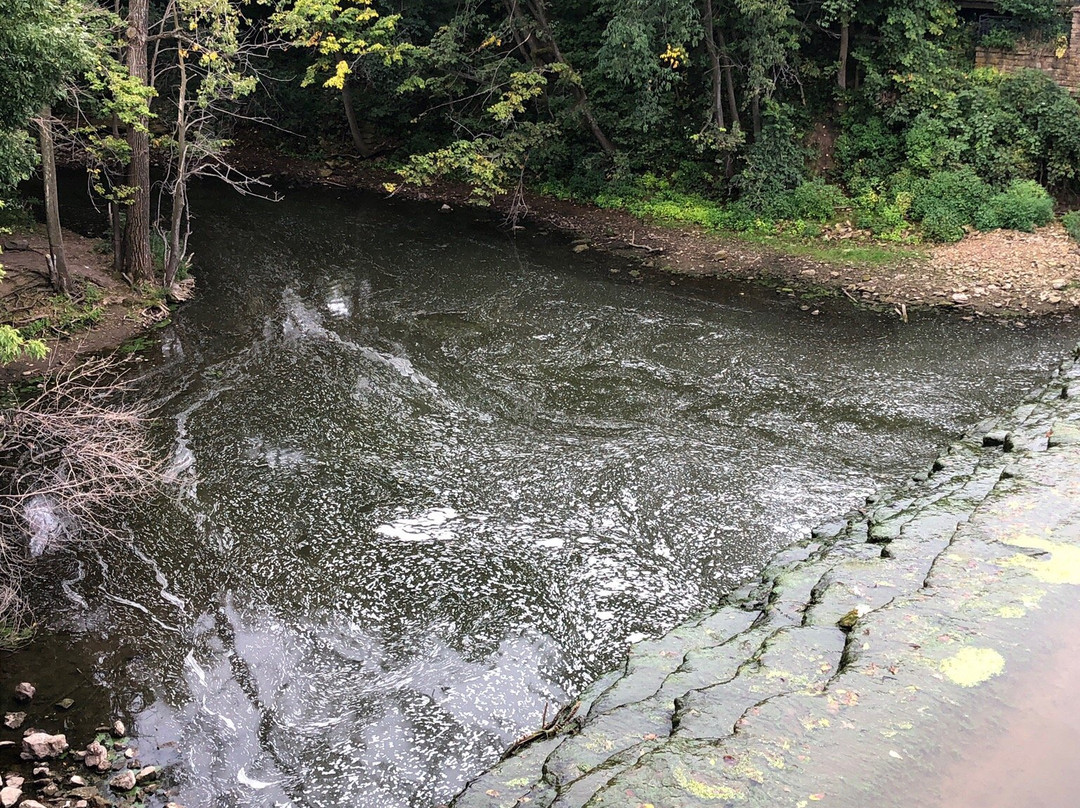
[733,105,808,213]
[979,27,1017,50]
[767,180,848,222]
[1063,210,1080,243]
[0,324,47,364]
[0,0,94,195]
[904,167,992,241]
[973,179,1054,231]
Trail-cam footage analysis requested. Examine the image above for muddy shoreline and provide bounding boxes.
[229,144,1080,322]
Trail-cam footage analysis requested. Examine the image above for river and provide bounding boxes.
[4,186,1078,807]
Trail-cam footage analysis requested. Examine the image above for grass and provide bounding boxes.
[558,179,923,269]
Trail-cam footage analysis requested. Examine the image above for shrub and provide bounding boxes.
[768,180,848,222]
[733,104,808,212]
[1063,210,1080,242]
[906,167,993,241]
[973,179,1054,232]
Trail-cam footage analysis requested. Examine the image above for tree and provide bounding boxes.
[122,0,153,285]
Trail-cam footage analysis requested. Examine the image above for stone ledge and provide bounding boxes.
[451,344,1080,808]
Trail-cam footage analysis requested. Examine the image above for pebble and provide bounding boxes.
[14,683,35,703]
[0,786,21,808]
[111,720,125,738]
[2,714,25,730]
[2,778,22,789]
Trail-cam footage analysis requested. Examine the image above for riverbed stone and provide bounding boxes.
[110,770,136,791]
[21,732,67,760]
[13,683,35,703]
[0,786,20,808]
[2,714,25,730]
[83,740,111,772]
[111,720,125,738]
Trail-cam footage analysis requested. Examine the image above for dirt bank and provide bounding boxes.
[230,144,1080,322]
[0,226,168,387]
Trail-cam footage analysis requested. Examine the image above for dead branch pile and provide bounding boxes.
[0,357,160,640]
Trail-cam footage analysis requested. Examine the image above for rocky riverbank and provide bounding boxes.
[1,683,177,808]
[449,343,1080,807]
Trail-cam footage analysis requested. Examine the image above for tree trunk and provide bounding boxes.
[36,107,69,295]
[838,18,849,90]
[716,29,742,133]
[508,0,616,156]
[122,0,153,286]
[701,0,726,130]
[342,81,374,158]
[165,2,188,288]
[109,113,123,276]
[751,93,762,139]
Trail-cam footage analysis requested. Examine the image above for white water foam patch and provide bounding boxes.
[375,506,460,542]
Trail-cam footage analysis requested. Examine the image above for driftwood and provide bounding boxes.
[503,700,582,759]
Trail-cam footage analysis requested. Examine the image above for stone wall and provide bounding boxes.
[975,6,1080,93]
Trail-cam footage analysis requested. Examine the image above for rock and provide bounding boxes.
[572,243,589,253]
[135,766,158,784]
[1053,278,1068,290]
[40,782,59,797]
[68,787,99,799]
[111,720,125,739]
[1048,422,1080,448]
[2,713,25,730]
[951,292,970,304]
[123,747,136,759]
[55,698,75,711]
[110,770,136,791]
[20,801,47,808]
[31,767,49,778]
[983,430,1009,447]
[83,741,111,773]
[439,203,451,212]
[165,803,186,808]
[0,786,20,808]
[3,778,22,790]
[21,732,68,760]
[68,775,87,787]
[13,683,35,703]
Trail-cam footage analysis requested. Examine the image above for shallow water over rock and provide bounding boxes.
[7,188,1079,807]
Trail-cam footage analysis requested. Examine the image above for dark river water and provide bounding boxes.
[5,186,1079,807]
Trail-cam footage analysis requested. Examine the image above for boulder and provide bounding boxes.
[21,732,68,760]
[2,777,23,789]
[83,740,111,773]
[0,786,21,808]
[110,770,136,791]
[135,766,159,784]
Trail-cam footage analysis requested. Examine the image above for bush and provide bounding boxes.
[906,167,993,241]
[767,180,848,222]
[973,179,1054,232]
[1063,210,1080,242]
[734,104,808,212]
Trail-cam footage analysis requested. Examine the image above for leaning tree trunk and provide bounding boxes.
[701,0,726,130]
[342,81,375,158]
[164,40,189,289]
[36,107,70,295]
[505,0,616,157]
[716,29,742,134]
[122,0,153,286]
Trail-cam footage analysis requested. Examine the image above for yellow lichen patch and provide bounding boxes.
[1002,535,1080,585]
[939,646,1005,688]
[673,766,745,801]
[996,604,1026,619]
